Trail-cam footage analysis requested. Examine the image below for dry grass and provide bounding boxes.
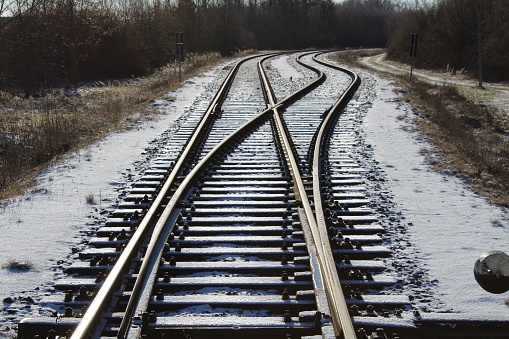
[334,50,509,208]
[0,52,222,200]
[85,194,96,204]
[2,260,35,271]
[408,82,509,207]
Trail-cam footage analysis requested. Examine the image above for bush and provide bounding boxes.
[2,260,35,271]
[409,80,509,206]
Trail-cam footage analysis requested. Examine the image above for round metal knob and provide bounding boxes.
[474,250,509,294]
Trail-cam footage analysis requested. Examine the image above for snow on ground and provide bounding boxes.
[360,70,509,315]
[0,63,230,333]
[360,53,509,114]
[270,55,305,81]
[356,53,509,315]
[1,53,509,336]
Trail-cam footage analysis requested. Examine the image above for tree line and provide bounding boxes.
[0,0,399,95]
[387,0,509,82]
[0,0,507,95]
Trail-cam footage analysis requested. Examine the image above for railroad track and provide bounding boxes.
[17,52,509,339]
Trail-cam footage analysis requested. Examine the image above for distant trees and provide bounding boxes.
[387,0,509,81]
[334,0,400,48]
[0,0,117,95]
[0,0,401,94]
[482,1,509,81]
[3,0,507,94]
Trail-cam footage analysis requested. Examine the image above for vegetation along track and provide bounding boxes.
[17,52,509,339]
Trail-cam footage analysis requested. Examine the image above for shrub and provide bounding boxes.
[2,260,35,271]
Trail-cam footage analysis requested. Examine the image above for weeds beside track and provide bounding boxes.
[0,52,222,200]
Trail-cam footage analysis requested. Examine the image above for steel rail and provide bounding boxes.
[119,109,275,337]
[117,53,329,337]
[279,51,325,106]
[71,51,356,338]
[19,52,509,339]
[311,52,361,338]
[260,52,359,338]
[70,54,265,339]
[265,51,361,337]
[115,54,280,337]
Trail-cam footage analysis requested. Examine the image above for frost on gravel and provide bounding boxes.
[163,305,271,318]
[265,53,315,101]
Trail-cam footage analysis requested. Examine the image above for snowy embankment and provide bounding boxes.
[0,54,508,336]
[359,70,509,316]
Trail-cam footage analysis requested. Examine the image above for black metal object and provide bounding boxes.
[410,33,418,58]
[474,250,509,294]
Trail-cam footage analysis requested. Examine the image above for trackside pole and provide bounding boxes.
[409,33,418,81]
[176,32,183,82]
[476,0,483,88]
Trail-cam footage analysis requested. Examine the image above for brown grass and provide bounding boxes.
[2,260,35,271]
[408,82,509,207]
[0,52,222,200]
[334,50,509,208]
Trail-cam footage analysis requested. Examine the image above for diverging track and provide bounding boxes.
[17,52,509,339]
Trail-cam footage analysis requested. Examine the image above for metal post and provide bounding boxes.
[176,32,183,83]
[477,0,483,88]
[409,33,418,81]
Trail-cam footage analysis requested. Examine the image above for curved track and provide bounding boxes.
[17,52,509,339]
